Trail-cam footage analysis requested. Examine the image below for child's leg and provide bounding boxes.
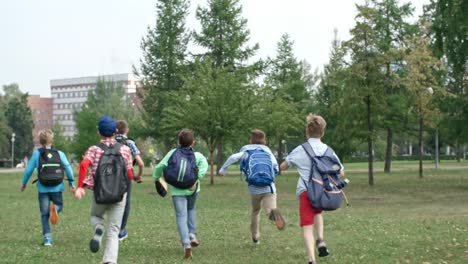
[250,194,262,241]
[38,192,51,237]
[314,213,324,240]
[187,192,198,238]
[262,193,276,216]
[120,180,132,232]
[299,192,317,262]
[50,192,63,213]
[172,195,191,247]
[102,193,127,264]
[302,225,316,261]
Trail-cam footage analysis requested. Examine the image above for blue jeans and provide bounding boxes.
[120,180,132,231]
[38,192,63,236]
[172,193,198,247]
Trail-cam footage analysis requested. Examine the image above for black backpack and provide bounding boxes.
[163,147,198,189]
[37,147,64,186]
[93,143,128,204]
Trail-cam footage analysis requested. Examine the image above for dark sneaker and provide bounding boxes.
[90,226,104,253]
[316,239,329,257]
[50,203,58,225]
[269,209,285,230]
[118,229,128,241]
[184,247,192,259]
[252,238,260,246]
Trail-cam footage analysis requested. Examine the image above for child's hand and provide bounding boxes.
[70,186,76,193]
[20,185,26,192]
[74,187,86,199]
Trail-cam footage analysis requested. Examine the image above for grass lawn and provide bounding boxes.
[1,161,467,264]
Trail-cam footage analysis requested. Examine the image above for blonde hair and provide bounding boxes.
[306,114,326,138]
[38,129,54,145]
[250,129,266,145]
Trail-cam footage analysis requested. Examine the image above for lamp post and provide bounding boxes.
[418,87,433,178]
[11,133,16,168]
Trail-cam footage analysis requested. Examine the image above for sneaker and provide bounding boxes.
[90,225,104,253]
[50,203,58,225]
[269,209,285,230]
[189,234,199,247]
[43,236,52,247]
[316,239,329,257]
[118,229,128,241]
[184,247,192,259]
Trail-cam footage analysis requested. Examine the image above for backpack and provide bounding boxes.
[115,134,136,166]
[301,143,346,211]
[240,148,275,188]
[93,143,128,204]
[163,147,198,189]
[37,147,64,186]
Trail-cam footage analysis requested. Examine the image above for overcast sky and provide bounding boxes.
[1,0,429,97]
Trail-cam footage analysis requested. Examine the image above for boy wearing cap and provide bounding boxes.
[74,116,134,264]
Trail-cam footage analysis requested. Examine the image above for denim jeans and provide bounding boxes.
[120,179,132,231]
[91,192,127,264]
[38,192,63,237]
[172,193,198,247]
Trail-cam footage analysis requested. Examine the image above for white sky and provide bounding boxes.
[0,0,429,97]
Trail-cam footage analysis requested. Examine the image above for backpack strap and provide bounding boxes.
[301,142,317,159]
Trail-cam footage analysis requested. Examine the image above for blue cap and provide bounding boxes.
[98,116,116,137]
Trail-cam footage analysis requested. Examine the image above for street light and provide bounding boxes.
[418,87,433,178]
[11,133,15,168]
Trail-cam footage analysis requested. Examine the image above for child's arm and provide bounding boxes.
[218,152,244,175]
[59,151,75,192]
[20,150,39,191]
[195,153,209,179]
[152,149,175,181]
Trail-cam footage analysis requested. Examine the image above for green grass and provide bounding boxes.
[1,161,468,264]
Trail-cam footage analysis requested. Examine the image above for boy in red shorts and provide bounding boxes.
[280,114,344,264]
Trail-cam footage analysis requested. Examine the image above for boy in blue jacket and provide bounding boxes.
[20,129,75,246]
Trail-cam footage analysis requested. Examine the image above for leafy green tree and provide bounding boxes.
[372,0,416,173]
[264,33,310,161]
[51,123,71,156]
[140,0,190,142]
[402,25,441,177]
[4,89,33,165]
[344,2,387,185]
[425,0,468,160]
[162,59,254,183]
[194,0,259,170]
[0,95,10,159]
[72,79,138,157]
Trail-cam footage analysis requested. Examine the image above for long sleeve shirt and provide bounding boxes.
[21,147,74,193]
[219,144,279,195]
[153,148,208,196]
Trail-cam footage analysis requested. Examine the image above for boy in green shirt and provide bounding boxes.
[153,129,208,259]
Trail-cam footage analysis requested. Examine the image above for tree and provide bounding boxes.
[3,88,34,166]
[402,25,441,177]
[51,123,70,157]
[372,0,416,173]
[0,95,10,159]
[344,3,386,185]
[425,0,468,161]
[162,59,255,184]
[72,79,137,157]
[264,33,310,162]
[194,0,259,170]
[139,0,190,142]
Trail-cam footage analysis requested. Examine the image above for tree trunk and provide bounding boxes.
[216,141,223,176]
[419,116,423,178]
[209,149,215,185]
[366,95,374,186]
[384,127,393,173]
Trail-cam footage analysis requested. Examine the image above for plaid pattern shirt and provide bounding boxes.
[83,138,133,189]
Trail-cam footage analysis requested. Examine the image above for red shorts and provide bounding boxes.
[299,192,323,226]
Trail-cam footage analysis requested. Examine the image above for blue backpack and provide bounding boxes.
[301,143,347,211]
[163,147,198,189]
[240,148,275,188]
